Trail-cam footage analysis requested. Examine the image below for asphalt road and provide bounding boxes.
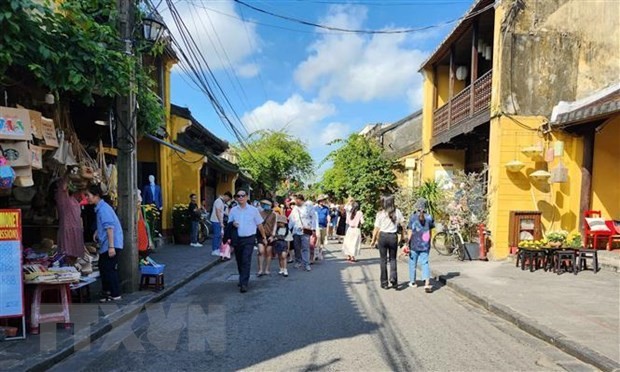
[51,244,595,372]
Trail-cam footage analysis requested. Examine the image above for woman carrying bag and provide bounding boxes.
[407,198,434,293]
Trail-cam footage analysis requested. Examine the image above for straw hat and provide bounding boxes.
[260,199,272,206]
[317,194,328,201]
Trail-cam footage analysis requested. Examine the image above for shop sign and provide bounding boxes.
[0,141,31,167]
[0,209,24,318]
[40,116,59,148]
[0,107,32,141]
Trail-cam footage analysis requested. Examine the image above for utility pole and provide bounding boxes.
[116,0,139,293]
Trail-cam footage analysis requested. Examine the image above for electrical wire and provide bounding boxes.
[234,0,495,35]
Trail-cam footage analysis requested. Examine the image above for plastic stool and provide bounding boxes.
[140,273,165,291]
[30,284,72,335]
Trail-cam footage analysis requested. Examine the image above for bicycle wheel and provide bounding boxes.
[198,223,209,244]
[455,235,466,261]
[432,232,455,256]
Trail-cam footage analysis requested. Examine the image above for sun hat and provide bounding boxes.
[260,199,272,206]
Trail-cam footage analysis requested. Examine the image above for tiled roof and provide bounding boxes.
[419,0,494,71]
[552,88,620,126]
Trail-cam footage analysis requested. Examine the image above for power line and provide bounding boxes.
[234,0,495,34]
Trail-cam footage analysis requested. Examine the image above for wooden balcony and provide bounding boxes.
[432,70,492,146]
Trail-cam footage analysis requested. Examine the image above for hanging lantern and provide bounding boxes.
[553,141,564,157]
[522,146,543,159]
[455,66,468,81]
[505,160,525,173]
[530,170,551,182]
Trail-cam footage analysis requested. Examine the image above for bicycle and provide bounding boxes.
[197,213,212,244]
[432,222,468,261]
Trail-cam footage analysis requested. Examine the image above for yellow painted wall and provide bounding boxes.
[486,115,584,259]
[169,114,203,208]
[435,66,466,109]
[591,116,620,219]
[137,138,159,162]
[421,149,465,183]
[216,173,237,196]
[394,151,422,189]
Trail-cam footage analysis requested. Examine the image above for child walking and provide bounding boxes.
[270,215,290,277]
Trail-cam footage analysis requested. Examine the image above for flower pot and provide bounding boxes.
[549,241,563,248]
[174,233,190,245]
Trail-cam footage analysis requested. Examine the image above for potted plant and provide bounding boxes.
[565,232,582,248]
[172,204,191,245]
[545,230,568,248]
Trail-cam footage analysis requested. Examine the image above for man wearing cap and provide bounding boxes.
[257,199,277,276]
[314,195,330,261]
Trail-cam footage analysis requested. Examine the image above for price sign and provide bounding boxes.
[0,209,23,318]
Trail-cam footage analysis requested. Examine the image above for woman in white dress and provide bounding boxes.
[342,201,363,262]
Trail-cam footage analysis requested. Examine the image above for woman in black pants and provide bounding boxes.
[370,194,406,289]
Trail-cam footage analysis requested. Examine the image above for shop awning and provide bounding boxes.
[144,133,187,154]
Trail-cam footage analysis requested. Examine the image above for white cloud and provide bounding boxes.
[162,0,261,75]
[241,94,336,136]
[294,5,428,108]
[320,122,350,144]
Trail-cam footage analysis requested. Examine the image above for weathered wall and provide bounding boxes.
[591,116,620,219]
[497,0,620,116]
[382,114,423,158]
[420,149,465,183]
[486,114,584,259]
[436,65,467,108]
[169,114,202,209]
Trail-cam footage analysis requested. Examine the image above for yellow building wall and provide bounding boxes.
[591,116,620,219]
[486,115,584,259]
[394,151,422,189]
[216,173,237,196]
[435,66,466,109]
[421,149,465,183]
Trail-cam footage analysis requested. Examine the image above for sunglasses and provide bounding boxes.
[235,194,247,198]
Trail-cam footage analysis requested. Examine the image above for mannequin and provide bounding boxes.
[142,175,162,210]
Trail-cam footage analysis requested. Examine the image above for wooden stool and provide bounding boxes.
[140,273,165,291]
[554,249,577,275]
[577,249,599,273]
[30,283,72,335]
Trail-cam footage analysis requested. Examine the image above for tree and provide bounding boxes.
[319,134,398,234]
[234,130,313,197]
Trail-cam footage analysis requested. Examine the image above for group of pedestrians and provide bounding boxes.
[205,189,435,294]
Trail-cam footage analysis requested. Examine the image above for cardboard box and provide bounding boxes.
[0,141,31,167]
[30,144,43,169]
[40,116,59,148]
[0,107,32,141]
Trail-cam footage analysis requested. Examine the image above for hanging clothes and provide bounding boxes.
[56,178,85,258]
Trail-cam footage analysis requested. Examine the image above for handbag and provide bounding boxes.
[220,241,232,259]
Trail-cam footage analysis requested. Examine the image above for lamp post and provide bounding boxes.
[116,0,166,293]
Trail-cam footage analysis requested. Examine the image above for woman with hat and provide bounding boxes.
[406,198,435,293]
[257,199,277,276]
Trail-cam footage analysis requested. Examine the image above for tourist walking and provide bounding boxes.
[86,184,124,302]
[288,194,317,271]
[228,190,268,293]
[342,201,363,262]
[370,194,405,290]
[188,193,202,247]
[257,199,277,276]
[335,204,347,244]
[328,204,339,240]
[270,214,290,277]
[407,198,434,293]
[315,195,330,260]
[210,192,232,256]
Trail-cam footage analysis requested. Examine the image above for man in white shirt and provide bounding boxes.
[228,190,268,293]
[210,192,232,256]
[288,194,317,271]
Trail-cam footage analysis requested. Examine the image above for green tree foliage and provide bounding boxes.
[319,134,398,234]
[235,130,313,196]
[0,0,164,135]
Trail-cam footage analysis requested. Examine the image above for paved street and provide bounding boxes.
[51,244,595,372]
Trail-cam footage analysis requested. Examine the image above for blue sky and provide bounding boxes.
[161,0,473,174]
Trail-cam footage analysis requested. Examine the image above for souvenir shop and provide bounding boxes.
[0,97,126,339]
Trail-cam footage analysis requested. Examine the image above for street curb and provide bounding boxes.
[433,269,619,372]
[25,258,222,372]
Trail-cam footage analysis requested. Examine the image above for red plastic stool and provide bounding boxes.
[30,283,72,335]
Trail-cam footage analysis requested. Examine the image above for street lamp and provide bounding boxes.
[142,12,166,43]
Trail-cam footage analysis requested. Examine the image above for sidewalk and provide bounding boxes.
[0,242,221,372]
[430,253,620,371]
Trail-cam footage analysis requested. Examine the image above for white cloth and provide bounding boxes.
[228,204,263,237]
[374,209,404,233]
[342,227,361,257]
[210,197,226,223]
[288,205,318,235]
